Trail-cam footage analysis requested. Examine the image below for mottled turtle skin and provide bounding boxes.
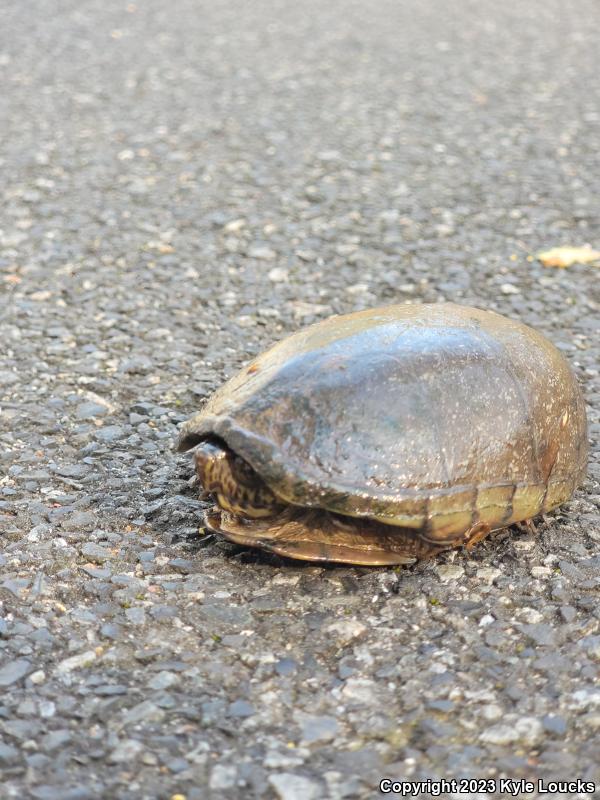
[177,303,588,565]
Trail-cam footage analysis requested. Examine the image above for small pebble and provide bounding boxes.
[269,773,322,800]
[436,565,465,581]
[0,659,32,687]
[108,739,144,763]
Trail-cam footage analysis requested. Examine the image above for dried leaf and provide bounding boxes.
[145,240,175,254]
[537,246,600,268]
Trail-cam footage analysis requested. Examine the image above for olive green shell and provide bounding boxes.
[178,303,587,542]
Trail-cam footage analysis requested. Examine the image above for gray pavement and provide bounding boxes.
[1,0,600,798]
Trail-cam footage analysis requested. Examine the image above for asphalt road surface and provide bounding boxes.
[1,1,600,798]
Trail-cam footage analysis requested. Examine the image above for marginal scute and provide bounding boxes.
[475,485,515,528]
[509,483,546,524]
[543,479,576,513]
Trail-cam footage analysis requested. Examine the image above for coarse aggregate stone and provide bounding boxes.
[1,0,600,798]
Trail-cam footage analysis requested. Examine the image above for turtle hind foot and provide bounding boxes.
[515,518,538,535]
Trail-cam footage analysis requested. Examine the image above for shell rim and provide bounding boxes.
[177,414,587,521]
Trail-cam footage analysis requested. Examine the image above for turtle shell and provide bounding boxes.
[178,303,587,542]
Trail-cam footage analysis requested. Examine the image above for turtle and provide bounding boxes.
[177,303,588,566]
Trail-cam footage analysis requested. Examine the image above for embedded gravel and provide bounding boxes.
[1,1,600,798]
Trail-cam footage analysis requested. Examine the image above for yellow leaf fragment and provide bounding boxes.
[537,246,600,268]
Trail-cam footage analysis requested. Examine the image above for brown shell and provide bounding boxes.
[178,303,587,543]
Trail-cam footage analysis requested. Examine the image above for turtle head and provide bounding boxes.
[194,438,282,518]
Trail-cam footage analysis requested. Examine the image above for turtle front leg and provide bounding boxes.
[463,521,492,551]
